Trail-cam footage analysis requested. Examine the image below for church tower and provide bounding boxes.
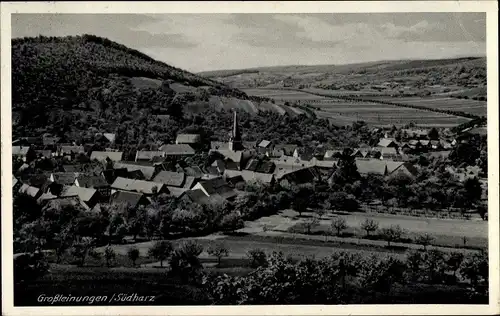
[229,111,243,151]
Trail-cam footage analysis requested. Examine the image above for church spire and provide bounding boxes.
[229,111,243,151]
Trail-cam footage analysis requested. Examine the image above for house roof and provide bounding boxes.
[176,134,201,144]
[278,167,320,183]
[19,184,40,198]
[166,186,189,197]
[41,196,90,210]
[378,147,398,155]
[153,171,186,187]
[51,172,79,185]
[61,186,97,202]
[224,169,275,184]
[76,174,109,188]
[324,149,343,159]
[243,141,257,149]
[258,140,272,148]
[274,144,298,156]
[419,140,430,146]
[135,151,165,161]
[377,139,397,147]
[35,150,52,158]
[12,146,31,156]
[183,176,196,189]
[113,162,157,180]
[159,144,195,155]
[60,146,85,154]
[355,159,389,175]
[36,192,60,204]
[111,177,165,195]
[103,133,116,143]
[101,168,129,184]
[184,166,204,178]
[43,136,60,146]
[13,176,19,188]
[212,149,244,163]
[245,158,260,171]
[110,191,149,208]
[196,177,237,199]
[90,151,123,162]
[184,189,211,204]
[255,161,275,174]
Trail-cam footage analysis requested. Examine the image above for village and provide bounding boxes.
[13,111,487,218]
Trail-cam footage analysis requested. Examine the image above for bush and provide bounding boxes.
[246,248,268,268]
[14,252,49,283]
[170,240,204,284]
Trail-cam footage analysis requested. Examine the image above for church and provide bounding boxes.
[210,111,256,170]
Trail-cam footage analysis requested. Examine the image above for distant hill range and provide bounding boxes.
[198,57,486,97]
[11,35,308,138]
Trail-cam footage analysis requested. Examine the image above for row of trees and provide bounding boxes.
[202,248,488,304]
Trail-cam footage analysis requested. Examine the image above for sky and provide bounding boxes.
[12,13,486,72]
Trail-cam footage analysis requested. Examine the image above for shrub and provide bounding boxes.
[246,248,268,268]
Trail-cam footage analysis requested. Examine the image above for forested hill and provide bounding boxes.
[12,35,280,141]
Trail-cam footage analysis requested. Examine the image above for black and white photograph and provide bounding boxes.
[1,1,499,315]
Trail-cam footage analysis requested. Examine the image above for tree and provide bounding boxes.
[477,204,487,221]
[207,242,229,267]
[380,225,403,247]
[302,216,319,234]
[70,237,97,267]
[360,218,379,237]
[219,212,244,234]
[330,217,348,236]
[148,240,173,268]
[459,251,488,287]
[415,233,434,251]
[246,248,268,268]
[170,240,204,283]
[315,208,326,219]
[104,246,116,268]
[463,177,483,208]
[127,247,140,267]
[428,127,439,140]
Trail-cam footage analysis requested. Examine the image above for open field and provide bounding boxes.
[242,88,472,127]
[374,96,487,117]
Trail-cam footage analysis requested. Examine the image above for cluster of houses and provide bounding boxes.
[12,112,486,213]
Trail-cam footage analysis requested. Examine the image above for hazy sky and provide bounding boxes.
[12,13,486,72]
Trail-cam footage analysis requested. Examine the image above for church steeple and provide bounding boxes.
[229,111,243,151]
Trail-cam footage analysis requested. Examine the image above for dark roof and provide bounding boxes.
[184,189,211,204]
[76,174,109,188]
[51,172,78,185]
[153,171,186,187]
[113,162,157,180]
[59,146,85,155]
[101,168,129,184]
[279,167,319,184]
[255,161,275,174]
[245,159,260,172]
[110,191,149,208]
[197,178,237,199]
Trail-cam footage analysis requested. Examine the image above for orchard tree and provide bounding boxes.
[207,242,229,267]
[148,240,173,268]
[380,225,404,247]
[415,233,435,251]
[219,212,244,234]
[330,217,348,236]
[360,218,379,237]
[303,216,319,234]
[104,246,116,268]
